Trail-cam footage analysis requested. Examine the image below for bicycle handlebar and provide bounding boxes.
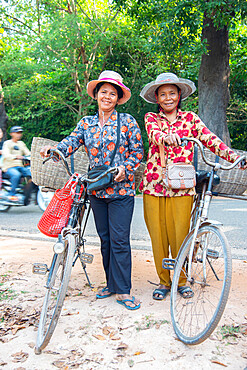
[181,137,246,170]
[42,148,119,183]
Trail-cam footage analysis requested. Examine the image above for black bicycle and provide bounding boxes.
[33,148,118,354]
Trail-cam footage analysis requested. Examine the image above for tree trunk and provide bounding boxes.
[0,80,8,140]
[198,13,231,146]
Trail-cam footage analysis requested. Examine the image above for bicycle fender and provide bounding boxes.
[177,220,223,263]
[200,220,223,227]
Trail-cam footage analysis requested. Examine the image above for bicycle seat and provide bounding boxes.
[196,170,220,186]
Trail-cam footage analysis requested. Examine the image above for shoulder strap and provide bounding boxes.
[156,117,166,169]
[109,112,120,166]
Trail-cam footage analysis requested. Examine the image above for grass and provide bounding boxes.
[219,324,241,339]
[0,283,16,301]
[135,315,169,331]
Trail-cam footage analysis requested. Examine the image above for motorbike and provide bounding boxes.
[0,158,53,212]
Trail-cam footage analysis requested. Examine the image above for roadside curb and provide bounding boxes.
[0,230,152,251]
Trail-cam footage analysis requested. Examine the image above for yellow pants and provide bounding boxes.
[143,193,193,287]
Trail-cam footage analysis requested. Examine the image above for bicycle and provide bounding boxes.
[162,137,247,345]
[32,148,118,354]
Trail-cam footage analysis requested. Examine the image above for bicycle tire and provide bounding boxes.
[35,233,76,353]
[170,224,232,345]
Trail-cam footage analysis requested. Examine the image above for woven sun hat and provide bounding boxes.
[140,72,196,104]
[87,70,131,105]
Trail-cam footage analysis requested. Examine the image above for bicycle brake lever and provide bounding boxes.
[181,138,188,147]
[42,150,60,164]
[42,156,51,164]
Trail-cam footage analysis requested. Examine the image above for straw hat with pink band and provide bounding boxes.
[87,70,131,105]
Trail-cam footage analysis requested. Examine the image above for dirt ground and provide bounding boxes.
[0,236,247,370]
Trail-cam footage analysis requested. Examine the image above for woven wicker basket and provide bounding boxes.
[31,137,145,190]
[196,147,247,195]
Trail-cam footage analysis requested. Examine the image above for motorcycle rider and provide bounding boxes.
[1,126,31,202]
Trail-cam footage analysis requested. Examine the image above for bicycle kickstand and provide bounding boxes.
[81,262,94,289]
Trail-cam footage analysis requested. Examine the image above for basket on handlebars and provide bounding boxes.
[31,137,145,190]
[196,147,247,195]
[38,175,81,237]
[31,137,88,190]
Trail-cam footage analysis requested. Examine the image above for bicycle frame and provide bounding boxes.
[42,148,118,286]
[181,138,246,281]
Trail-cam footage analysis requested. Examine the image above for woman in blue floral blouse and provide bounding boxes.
[40,70,143,310]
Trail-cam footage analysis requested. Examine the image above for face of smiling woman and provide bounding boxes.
[97,83,119,113]
[156,84,180,113]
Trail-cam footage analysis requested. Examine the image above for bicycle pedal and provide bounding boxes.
[162,258,176,270]
[32,263,49,275]
[80,253,94,264]
[206,249,219,259]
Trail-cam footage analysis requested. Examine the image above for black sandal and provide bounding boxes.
[177,286,194,299]
[153,288,170,301]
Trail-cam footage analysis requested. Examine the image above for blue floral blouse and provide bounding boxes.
[56,110,144,198]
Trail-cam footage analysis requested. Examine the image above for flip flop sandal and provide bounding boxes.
[177,286,194,299]
[153,288,170,301]
[116,296,141,310]
[96,287,114,299]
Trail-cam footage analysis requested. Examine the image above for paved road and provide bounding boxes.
[0,197,247,259]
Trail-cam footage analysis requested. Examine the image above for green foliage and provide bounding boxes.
[219,324,241,339]
[0,0,246,152]
[0,283,16,301]
[227,22,247,150]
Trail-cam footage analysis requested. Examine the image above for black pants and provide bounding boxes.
[89,195,134,294]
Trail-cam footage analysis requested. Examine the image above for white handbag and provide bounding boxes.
[157,118,196,190]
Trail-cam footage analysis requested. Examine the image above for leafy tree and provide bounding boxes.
[114,0,247,146]
[0,0,152,145]
[0,80,8,139]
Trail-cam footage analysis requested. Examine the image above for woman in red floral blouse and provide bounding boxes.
[139,72,246,300]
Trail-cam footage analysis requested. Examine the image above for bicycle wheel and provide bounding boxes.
[171,224,232,345]
[35,233,76,353]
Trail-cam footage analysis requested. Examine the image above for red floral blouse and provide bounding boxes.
[139,110,239,197]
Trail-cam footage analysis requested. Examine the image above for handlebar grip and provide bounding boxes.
[240,158,246,168]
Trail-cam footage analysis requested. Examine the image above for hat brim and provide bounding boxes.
[87,78,131,105]
[140,79,196,104]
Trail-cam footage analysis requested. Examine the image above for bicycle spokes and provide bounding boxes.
[171,225,231,344]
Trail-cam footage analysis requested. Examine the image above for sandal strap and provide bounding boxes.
[153,288,170,295]
[178,286,192,294]
[119,296,135,303]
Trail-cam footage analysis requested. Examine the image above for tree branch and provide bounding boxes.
[45,45,70,67]
[77,2,103,33]
[3,26,26,36]
[4,13,39,35]
[103,10,119,33]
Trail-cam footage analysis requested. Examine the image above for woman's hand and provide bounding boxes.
[114,165,126,182]
[40,145,52,158]
[164,133,181,147]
